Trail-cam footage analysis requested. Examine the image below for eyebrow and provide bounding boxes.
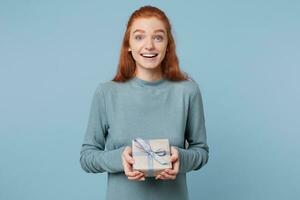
[133,29,166,34]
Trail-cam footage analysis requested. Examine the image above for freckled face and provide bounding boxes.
[128,17,168,71]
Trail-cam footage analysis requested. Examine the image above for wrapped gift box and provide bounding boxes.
[132,137,172,177]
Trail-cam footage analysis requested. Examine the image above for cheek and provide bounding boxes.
[130,49,142,62]
[158,42,168,52]
[129,42,142,53]
[159,46,168,60]
[158,45,168,57]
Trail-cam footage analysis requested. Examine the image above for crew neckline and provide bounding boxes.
[132,76,167,87]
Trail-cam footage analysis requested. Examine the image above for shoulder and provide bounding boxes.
[171,77,202,98]
[94,79,132,97]
[93,80,117,96]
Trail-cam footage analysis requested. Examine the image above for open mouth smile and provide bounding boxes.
[140,53,158,58]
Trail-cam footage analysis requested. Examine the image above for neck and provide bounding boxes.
[134,66,163,82]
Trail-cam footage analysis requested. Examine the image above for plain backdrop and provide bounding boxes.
[1,0,299,200]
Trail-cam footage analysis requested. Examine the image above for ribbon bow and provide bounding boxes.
[133,137,169,165]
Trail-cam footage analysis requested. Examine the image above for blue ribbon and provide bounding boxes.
[133,137,170,177]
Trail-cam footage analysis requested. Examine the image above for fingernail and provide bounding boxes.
[141,177,145,181]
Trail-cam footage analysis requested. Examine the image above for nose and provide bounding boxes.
[145,37,154,50]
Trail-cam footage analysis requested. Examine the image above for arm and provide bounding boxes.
[80,84,125,173]
[176,84,209,173]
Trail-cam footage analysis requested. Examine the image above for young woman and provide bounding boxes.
[80,5,209,200]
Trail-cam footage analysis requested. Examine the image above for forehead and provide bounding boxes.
[130,17,166,34]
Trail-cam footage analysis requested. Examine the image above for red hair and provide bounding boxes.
[112,5,188,82]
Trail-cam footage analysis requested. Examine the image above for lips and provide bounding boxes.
[140,53,158,58]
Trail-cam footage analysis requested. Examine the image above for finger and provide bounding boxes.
[122,153,132,168]
[159,171,176,180]
[125,168,141,177]
[127,172,144,180]
[170,154,178,163]
[173,159,180,174]
[170,147,179,162]
[123,158,139,177]
[164,168,177,175]
[162,158,180,176]
[127,174,143,180]
[122,148,138,177]
[123,148,134,165]
[122,146,132,156]
[124,154,134,165]
[155,168,174,180]
[155,171,174,180]
[138,176,146,181]
[123,160,142,178]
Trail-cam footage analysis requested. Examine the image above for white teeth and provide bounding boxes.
[141,53,158,58]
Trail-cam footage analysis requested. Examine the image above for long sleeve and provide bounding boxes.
[176,84,209,173]
[80,84,126,173]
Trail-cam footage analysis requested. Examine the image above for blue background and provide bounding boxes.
[1,1,299,199]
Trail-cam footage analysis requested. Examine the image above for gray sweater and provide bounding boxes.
[80,76,209,200]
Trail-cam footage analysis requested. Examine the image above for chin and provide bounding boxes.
[137,61,162,70]
[141,65,161,70]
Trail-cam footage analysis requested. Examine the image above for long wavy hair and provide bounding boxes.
[112,5,188,82]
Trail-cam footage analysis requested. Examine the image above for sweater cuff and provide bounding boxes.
[175,146,198,174]
[96,146,127,173]
[174,146,209,174]
[174,147,187,173]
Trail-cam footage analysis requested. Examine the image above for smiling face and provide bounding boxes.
[128,17,168,72]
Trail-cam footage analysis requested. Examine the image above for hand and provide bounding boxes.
[155,146,180,180]
[122,146,145,181]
